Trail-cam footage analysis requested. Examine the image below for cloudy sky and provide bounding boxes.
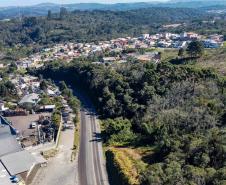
[0,0,168,7]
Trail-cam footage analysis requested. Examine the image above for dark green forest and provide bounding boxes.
[33,60,226,185]
[0,63,18,100]
[0,8,212,47]
[1,1,226,19]
[1,5,225,185]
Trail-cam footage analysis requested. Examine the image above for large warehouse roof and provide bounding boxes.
[0,125,22,157]
[0,150,37,176]
[0,162,12,185]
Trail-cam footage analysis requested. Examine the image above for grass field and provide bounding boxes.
[158,47,226,77]
[106,146,152,185]
[196,48,226,76]
[159,48,178,62]
[71,113,80,161]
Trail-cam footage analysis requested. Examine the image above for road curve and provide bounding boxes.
[78,107,109,185]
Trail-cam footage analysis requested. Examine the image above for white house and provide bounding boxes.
[18,93,40,109]
[0,101,9,112]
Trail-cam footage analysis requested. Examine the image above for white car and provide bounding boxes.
[30,122,37,129]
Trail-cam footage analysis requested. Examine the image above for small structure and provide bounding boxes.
[47,89,55,97]
[16,60,33,69]
[3,108,28,117]
[39,105,56,112]
[103,57,117,63]
[18,93,40,110]
[203,39,222,48]
[0,63,4,68]
[0,101,9,113]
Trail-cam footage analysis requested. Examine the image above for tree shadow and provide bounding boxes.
[89,132,102,142]
[141,147,169,165]
[169,57,199,65]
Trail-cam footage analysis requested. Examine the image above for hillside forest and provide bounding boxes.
[32,59,226,185]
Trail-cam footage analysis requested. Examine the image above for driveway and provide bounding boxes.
[31,125,78,185]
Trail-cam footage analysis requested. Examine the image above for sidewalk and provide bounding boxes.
[30,126,78,185]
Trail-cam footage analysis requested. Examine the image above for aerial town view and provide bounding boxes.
[0,0,226,185]
[17,32,224,68]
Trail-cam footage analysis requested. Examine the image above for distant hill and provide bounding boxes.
[0,1,226,19]
[168,0,226,8]
[170,0,225,2]
[0,7,210,46]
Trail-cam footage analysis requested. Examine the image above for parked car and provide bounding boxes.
[29,122,37,129]
[62,112,69,117]
[10,176,19,183]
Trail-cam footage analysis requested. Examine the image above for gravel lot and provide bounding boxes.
[6,113,51,137]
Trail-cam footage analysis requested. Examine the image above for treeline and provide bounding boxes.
[0,63,17,99]
[0,7,210,47]
[0,80,16,99]
[33,60,226,185]
[58,80,80,123]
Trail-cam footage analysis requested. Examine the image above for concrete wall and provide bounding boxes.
[26,163,42,185]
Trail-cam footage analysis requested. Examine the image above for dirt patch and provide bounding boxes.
[42,148,58,160]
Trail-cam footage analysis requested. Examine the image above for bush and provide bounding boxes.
[106,149,139,185]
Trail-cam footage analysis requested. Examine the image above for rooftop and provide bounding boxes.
[19,93,39,105]
[0,125,22,157]
[0,150,37,176]
[0,162,12,185]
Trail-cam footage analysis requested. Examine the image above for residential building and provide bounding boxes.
[18,93,40,109]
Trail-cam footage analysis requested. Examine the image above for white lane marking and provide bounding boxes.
[95,117,110,185]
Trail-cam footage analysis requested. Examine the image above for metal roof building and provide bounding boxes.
[0,150,37,176]
[0,125,22,157]
[0,115,46,183]
[18,93,39,106]
[0,161,12,185]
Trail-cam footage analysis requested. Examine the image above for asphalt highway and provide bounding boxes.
[56,82,110,185]
[78,108,109,185]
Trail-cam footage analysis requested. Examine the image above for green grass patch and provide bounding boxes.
[106,148,140,185]
[195,48,226,76]
[105,146,153,185]
[42,148,58,159]
[71,112,80,161]
[160,48,178,62]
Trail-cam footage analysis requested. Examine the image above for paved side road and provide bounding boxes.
[31,125,78,185]
[78,109,109,185]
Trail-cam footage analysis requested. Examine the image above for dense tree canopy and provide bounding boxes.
[0,8,211,47]
[33,60,226,185]
[187,41,204,58]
